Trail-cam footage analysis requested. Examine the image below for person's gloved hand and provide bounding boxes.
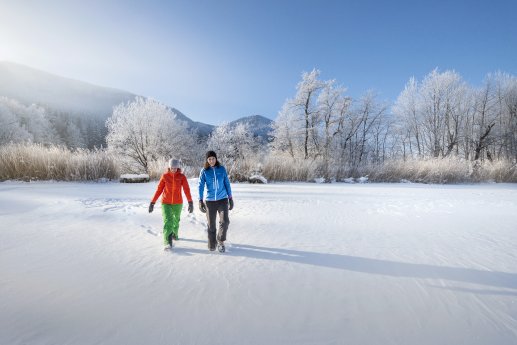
[229,198,234,210]
[148,202,155,213]
[199,200,206,213]
[188,201,193,213]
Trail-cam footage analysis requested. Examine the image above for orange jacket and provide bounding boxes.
[151,170,193,205]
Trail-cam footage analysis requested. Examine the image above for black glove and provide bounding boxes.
[229,198,234,210]
[188,201,193,213]
[199,200,206,213]
[148,202,155,213]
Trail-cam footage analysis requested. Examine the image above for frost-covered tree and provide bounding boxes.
[270,70,378,181]
[393,77,423,158]
[81,116,108,149]
[465,76,498,161]
[46,110,86,148]
[269,102,304,159]
[0,101,31,144]
[492,72,517,160]
[207,122,259,179]
[394,69,471,158]
[419,69,468,157]
[394,69,517,162]
[0,97,56,145]
[25,104,56,145]
[316,81,351,181]
[370,104,395,164]
[106,97,194,173]
[347,91,389,167]
[271,69,325,160]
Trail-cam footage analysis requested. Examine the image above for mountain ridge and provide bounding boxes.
[0,61,136,117]
[0,61,272,138]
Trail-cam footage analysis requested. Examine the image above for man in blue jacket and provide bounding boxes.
[198,151,234,252]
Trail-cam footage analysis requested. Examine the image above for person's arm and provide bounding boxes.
[182,174,194,213]
[149,175,165,213]
[198,169,207,213]
[223,167,232,198]
[151,175,165,203]
[182,174,193,202]
[198,169,205,201]
[222,167,234,210]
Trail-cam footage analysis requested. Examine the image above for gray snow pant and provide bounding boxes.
[206,198,230,249]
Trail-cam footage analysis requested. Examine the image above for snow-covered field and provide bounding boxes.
[1,181,517,345]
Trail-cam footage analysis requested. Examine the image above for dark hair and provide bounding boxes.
[203,150,220,169]
[206,150,217,160]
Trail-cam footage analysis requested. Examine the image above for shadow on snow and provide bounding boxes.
[179,238,517,295]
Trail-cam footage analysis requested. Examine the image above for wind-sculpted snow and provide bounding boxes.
[1,181,516,345]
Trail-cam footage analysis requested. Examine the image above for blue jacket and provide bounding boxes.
[198,165,232,201]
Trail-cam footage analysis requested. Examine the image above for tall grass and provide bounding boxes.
[363,158,517,183]
[470,159,517,183]
[1,143,515,183]
[365,158,471,183]
[342,158,517,184]
[0,143,118,181]
[261,155,517,183]
[262,154,318,182]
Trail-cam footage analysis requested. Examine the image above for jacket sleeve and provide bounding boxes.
[198,169,205,201]
[151,175,165,203]
[182,175,193,202]
[223,167,232,198]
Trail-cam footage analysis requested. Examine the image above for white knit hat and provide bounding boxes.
[169,159,181,169]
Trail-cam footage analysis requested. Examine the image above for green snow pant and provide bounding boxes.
[162,204,183,245]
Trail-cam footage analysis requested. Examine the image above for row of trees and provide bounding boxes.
[105,97,262,178]
[0,97,107,149]
[268,69,517,181]
[393,70,517,162]
[270,70,392,181]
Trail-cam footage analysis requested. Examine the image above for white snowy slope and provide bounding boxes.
[1,181,516,345]
[0,61,135,116]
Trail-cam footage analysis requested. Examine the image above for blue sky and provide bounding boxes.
[1,0,516,124]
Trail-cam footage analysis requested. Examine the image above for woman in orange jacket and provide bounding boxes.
[149,159,193,250]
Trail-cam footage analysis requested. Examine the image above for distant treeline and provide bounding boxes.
[0,96,108,149]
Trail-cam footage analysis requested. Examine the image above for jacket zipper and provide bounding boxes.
[213,167,218,201]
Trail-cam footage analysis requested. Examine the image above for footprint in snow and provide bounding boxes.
[78,198,146,214]
[140,224,158,236]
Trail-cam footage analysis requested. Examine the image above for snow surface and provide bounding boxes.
[1,181,517,345]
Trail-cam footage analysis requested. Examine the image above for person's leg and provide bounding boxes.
[216,199,230,243]
[206,201,218,250]
[161,204,174,246]
[171,204,183,240]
